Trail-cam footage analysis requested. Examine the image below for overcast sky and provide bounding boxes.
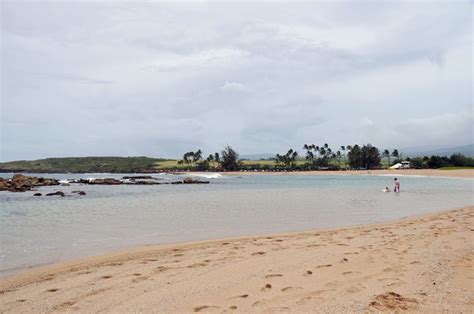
[1,1,472,161]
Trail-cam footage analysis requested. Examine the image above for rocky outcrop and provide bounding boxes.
[0,174,211,194]
[0,174,60,192]
[46,191,65,197]
[122,176,154,180]
[172,177,210,184]
[85,178,122,185]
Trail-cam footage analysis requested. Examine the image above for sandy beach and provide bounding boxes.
[1,206,472,313]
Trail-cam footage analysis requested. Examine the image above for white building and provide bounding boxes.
[389,161,411,169]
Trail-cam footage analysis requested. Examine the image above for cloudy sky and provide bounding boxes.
[1,1,472,161]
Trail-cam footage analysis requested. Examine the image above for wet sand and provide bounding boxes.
[1,206,472,313]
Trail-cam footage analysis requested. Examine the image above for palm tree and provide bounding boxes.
[193,149,202,162]
[340,146,346,169]
[382,149,390,168]
[391,149,399,162]
[183,151,194,165]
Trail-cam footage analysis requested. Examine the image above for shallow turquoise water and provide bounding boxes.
[0,173,472,276]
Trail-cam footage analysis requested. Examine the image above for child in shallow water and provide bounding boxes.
[382,186,391,192]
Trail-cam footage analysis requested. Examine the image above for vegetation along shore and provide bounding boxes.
[0,143,472,173]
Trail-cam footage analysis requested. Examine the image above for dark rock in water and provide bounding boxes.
[46,191,65,197]
[33,193,42,196]
[0,174,60,192]
[133,180,160,185]
[88,178,123,185]
[72,190,86,195]
[122,176,153,180]
[171,177,210,184]
[183,177,210,184]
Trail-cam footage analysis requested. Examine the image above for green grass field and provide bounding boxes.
[0,157,170,173]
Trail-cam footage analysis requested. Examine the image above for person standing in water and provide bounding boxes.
[394,178,400,193]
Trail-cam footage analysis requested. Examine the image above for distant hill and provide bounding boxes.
[402,144,474,157]
[0,157,170,173]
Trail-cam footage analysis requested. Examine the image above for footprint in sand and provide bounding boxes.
[193,305,220,312]
[281,286,303,292]
[305,270,313,275]
[261,284,272,292]
[316,264,332,268]
[229,305,238,310]
[132,276,149,283]
[229,294,249,299]
[345,285,364,293]
[265,274,283,278]
[325,281,343,288]
[46,288,60,292]
[297,296,324,305]
[269,306,290,312]
[251,251,266,256]
[101,275,113,279]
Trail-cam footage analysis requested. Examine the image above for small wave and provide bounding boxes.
[188,173,223,179]
[376,174,427,178]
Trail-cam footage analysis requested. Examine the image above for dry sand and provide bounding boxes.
[222,168,474,178]
[1,206,473,313]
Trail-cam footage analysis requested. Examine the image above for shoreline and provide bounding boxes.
[216,168,474,178]
[1,169,473,179]
[1,206,472,312]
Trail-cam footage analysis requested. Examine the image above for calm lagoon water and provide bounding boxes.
[0,172,472,276]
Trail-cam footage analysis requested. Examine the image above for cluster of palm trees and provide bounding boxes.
[177,150,203,165]
[381,149,400,167]
[175,144,402,171]
[177,146,239,170]
[284,143,401,169]
[302,143,346,168]
[275,149,299,167]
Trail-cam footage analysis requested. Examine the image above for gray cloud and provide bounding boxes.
[1,1,472,161]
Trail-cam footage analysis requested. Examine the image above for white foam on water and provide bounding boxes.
[188,173,223,179]
[376,174,428,178]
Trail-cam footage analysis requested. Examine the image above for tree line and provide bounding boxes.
[171,144,473,171]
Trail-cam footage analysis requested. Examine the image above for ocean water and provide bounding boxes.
[0,172,472,276]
